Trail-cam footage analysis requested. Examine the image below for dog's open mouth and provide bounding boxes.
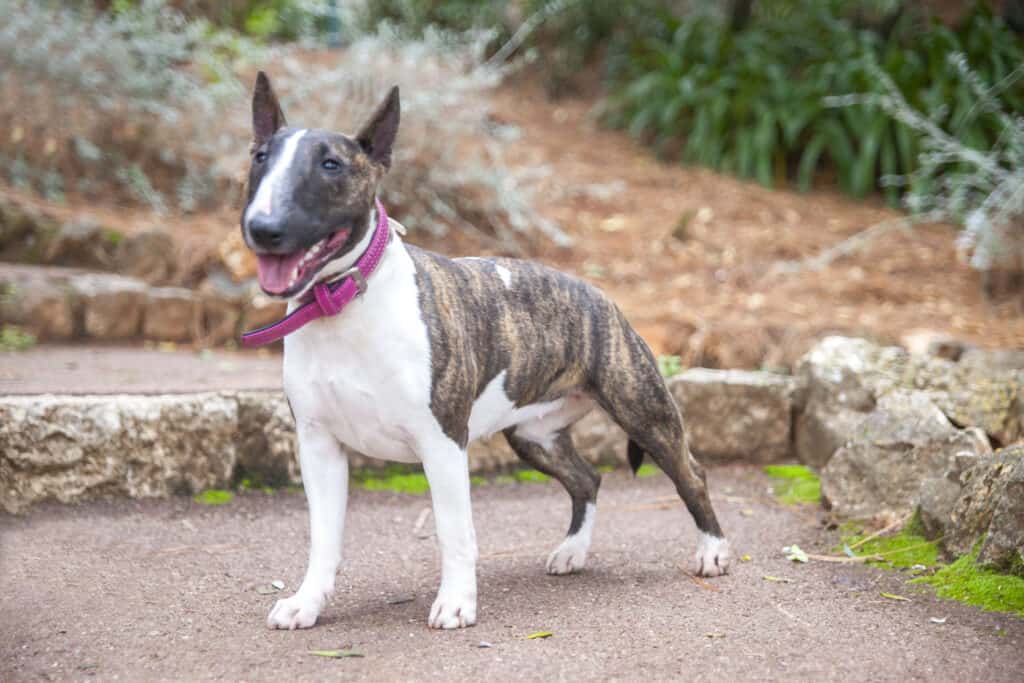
[256,229,351,297]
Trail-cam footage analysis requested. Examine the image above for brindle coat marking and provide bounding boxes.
[244,74,728,632]
[409,250,723,539]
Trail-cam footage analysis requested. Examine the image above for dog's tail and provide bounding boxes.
[627,439,645,475]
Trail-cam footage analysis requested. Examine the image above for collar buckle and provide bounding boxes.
[325,266,368,295]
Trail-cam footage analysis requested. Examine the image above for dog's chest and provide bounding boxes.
[283,243,434,462]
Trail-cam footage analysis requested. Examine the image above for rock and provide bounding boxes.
[571,408,627,466]
[243,293,287,332]
[43,217,117,269]
[143,287,200,342]
[69,272,148,340]
[235,392,300,486]
[944,446,1024,573]
[0,393,238,513]
[795,336,1022,467]
[794,337,879,467]
[114,230,177,285]
[0,200,59,262]
[958,348,1024,372]
[468,433,517,473]
[670,369,799,463]
[0,264,75,340]
[198,275,244,345]
[820,390,991,518]
[900,328,971,361]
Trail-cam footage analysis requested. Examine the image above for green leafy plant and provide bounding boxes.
[603,1,1024,206]
[657,354,682,378]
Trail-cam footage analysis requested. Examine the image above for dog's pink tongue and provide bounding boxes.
[256,252,305,294]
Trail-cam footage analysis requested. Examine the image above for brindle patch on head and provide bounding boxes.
[240,76,400,294]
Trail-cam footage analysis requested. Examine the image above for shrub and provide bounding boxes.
[266,26,571,248]
[0,0,258,211]
[602,1,1024,205]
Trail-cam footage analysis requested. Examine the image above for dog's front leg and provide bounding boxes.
[268,425,348,630]
[420,440,478,629]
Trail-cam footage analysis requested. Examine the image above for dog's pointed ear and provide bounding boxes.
[252,71,286,146]
[356,85,400,169]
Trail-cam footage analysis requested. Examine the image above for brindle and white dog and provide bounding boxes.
[241,72,730,630]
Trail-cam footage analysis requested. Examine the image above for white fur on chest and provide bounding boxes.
[284,238,596,462]
[284,238,434,462]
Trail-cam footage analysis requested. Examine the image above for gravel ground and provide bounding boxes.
[2,466,1021,682]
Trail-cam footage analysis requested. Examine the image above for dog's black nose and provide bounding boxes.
[247,215,285,250]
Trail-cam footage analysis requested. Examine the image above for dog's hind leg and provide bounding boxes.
[504,429,601,574]
[591,318,730,577]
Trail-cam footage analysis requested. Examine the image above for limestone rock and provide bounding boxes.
[944,446,1024,573]
[0,200,59,262]
[670,368,798,463]
[0,264,74,339]
[43,218,117,269]
[795,336,1022,467]
[143,287,200,342]
[0,393,238,513]
[243,293,288,332]
[235,391,300,485]
[69,272,148,339]
[114,230,177,285]
[820,390,991,519]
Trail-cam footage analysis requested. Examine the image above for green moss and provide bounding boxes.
[513,469,550,483]
[0,325,36,352]
[841,530,940,569]
[912,547,1024,618]
[635,463,660,478]
[194,489,233,505]
[764,464,821,504]
[657,354,682,378]
[470,476,486,486]
[356,469,431,495]
[597,464,615,474]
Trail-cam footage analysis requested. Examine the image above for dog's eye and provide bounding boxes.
[254,151,268,164]
[321,158,341,171]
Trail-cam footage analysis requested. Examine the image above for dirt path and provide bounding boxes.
[2,467,1020,682]
[0,346,281,395]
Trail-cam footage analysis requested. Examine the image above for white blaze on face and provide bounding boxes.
[246,129,308,223]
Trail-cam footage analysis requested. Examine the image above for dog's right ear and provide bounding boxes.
[252,71,286,146]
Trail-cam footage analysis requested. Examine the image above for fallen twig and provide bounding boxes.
[848,513,912,551]
[684,570,722,592]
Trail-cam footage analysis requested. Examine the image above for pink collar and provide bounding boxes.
[241,199,391,347]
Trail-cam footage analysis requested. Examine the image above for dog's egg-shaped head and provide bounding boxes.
[241,72,400,299]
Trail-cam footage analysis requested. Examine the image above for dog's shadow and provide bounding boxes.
[314,557,695,630]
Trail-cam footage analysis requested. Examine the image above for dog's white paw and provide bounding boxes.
[546,535,589,575]
[267,593,323,630]
[428,592,477,629]
[694,533,731,577]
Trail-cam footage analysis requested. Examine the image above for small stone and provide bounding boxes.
[478,641,492,648]
[143,287,200,342]
[70,272,148,340]
[271,579,285,590]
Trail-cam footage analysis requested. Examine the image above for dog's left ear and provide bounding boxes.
[253,71,287,146]
[356,85,400,170]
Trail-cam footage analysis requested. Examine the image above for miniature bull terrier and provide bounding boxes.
[240,72,730,630]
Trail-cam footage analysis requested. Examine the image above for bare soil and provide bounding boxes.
[2,467,1021,682]
[3,79,1021,367]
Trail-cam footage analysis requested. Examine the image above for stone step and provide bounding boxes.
[0,347,801,512]
[0,263,284,345]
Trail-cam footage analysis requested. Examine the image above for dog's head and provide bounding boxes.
[241,71,400,299]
